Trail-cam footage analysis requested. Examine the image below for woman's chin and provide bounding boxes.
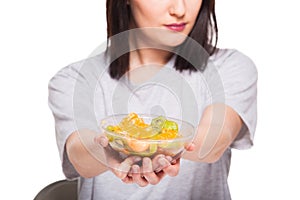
[130,27,188,49]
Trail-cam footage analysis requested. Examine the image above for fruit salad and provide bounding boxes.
[104,113,183,157]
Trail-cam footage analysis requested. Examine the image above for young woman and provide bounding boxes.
[48,0,257,199]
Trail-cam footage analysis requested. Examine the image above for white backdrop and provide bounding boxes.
[1,0,299,199]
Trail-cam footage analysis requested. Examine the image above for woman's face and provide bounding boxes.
[128,0,203,47]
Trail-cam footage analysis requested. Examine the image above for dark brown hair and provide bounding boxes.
[106,0,218,79]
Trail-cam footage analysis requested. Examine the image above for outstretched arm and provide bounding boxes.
[183,103,242,163]
[66,130,108,178]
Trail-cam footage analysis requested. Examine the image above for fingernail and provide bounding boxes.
[143,157,151,166]
[132,165,138,173]
[158,158,169,167]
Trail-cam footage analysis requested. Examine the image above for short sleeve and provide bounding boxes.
[215,49,258,149]
[49,55,108,179]
[48,65,80,179]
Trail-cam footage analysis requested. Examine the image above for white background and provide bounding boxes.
[1,0,299,199]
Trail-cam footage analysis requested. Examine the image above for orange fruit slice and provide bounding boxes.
[127,139,150,152]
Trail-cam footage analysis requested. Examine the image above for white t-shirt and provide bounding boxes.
[48,48,257,200]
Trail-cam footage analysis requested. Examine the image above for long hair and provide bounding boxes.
[106,0,218,79]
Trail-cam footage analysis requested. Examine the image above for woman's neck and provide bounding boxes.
[129,49,173,70]
[128,29,174,70]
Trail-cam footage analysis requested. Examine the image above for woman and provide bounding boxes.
[48,0,257,199]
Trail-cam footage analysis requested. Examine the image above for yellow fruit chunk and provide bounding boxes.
[128,112,138,120]
[151,129,178,140]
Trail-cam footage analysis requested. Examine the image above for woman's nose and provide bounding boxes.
[169,0,186,18]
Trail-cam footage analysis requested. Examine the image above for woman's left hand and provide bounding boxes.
[122,155,181,187]
[121,142,195,187]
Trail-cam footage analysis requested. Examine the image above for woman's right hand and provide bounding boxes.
[94,135,173,185]
[94,135,142,179]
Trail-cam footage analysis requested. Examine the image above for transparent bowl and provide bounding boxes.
[100,114,195,160]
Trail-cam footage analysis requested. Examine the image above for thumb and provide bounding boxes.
[94,135,109,147]
[185,142,195,151]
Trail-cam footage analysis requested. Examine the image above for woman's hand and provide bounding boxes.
[122,143,195,187]
[122,156,181,187]
[95,135,195,187]
[94,135,141,179]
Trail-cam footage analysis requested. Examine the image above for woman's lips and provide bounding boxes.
[165,23,186,32]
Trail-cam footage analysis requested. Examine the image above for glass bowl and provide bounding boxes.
[100,113,195,160]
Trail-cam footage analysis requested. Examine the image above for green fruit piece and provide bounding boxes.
[114,138,124,147]
[149,143,158,154]
[163,120,178,132]
[151,116,166,132]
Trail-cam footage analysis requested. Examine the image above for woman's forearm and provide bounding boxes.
[66,130,108,178]
[183,104,242,163]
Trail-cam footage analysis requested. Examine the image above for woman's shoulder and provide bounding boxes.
[50,52,109,81]
[210,48,253,65]
[209,48,257,76]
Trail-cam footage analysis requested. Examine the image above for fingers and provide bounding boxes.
[113,156,141,179]
[151,154,167,172]
[158,157,171,168]
[121,176,133,184]
[141,157,161,185]
[131,165,148,187]
[121,156,181,187]
[162,159,180,177]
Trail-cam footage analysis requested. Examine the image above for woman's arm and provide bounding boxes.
[183,103,242,163]
[66,130,108,178]
[66,129,163,180]
[65,103,241,179]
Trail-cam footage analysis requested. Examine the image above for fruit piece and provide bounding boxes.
[129,143,158,156]
[106,125,122,133]
[128,112,138,120]
[151,129,178,140]
[114,138,124,147]
[109,138,125,151]
[113,126,122,133]
[131,117,146,127]
[106,125,114,131]
[127,139,150,152]
[151,116,166,132]
[119,113,138,128]
[163,120,178,132]
[106,134,114,142]
[105,125,123,141]
[119,113,160,139]
[149,143,158,154]
[136,126,160,139]
[105,113,182,157]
